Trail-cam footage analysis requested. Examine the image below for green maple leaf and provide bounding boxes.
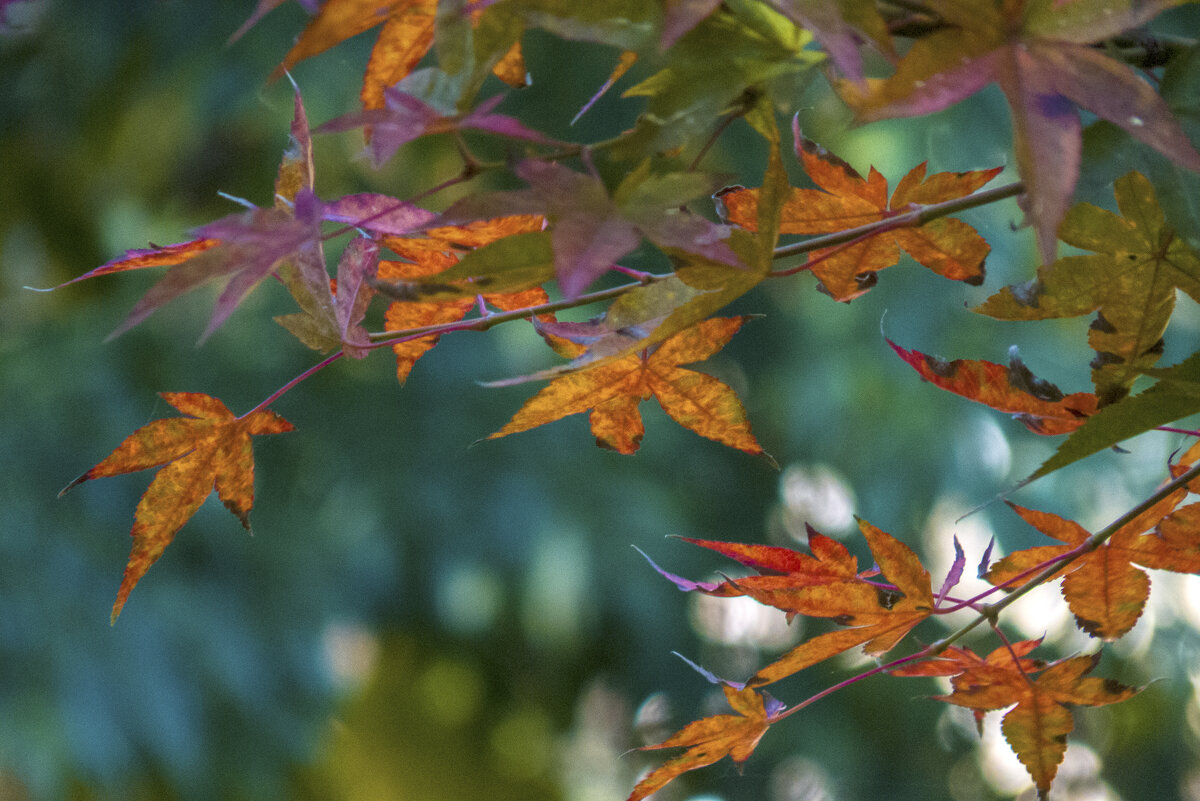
[976,171,1200,405]
[1027,349,1200,480]
[840,0,1200,264]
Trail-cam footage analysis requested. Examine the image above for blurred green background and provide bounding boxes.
[4,2,1200,800]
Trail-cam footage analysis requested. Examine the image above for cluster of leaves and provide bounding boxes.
[45,0,1200,798]
[636,438,1200,798]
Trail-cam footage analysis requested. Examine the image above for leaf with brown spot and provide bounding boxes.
[987,492,1200,640]
[888,339,1098,435]
[746,519,934,686]
[977,172,1200,405]
[930,643,1136,797]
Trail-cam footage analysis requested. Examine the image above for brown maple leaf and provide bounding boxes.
[628,684,784,801]
[60,393,293,623]
[376,215,548,384]
[719,132,1000,300]
[268,0,525,107]
[488,316,769,459]
[987,490,1200,640]
[927,642,1136,798]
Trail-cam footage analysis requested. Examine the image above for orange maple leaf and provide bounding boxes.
[645,528,866,615]
[889,339,1099,435]
[628,684,783,801]
[488,316,768,459]
[931,643,1136,798]
[718,135,1000,300]
[271,0,525,108]
[60,393,293,623]
[378,215,547,384]
[987,492,1200,640]
[50,238,221,288]
[743,519,933,686]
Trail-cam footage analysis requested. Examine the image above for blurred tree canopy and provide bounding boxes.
[4,2,1200,801]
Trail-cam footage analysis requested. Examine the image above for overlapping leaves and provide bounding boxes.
[719,128,1000,300]
[978,171,1200,405]
[895,641,1137,796]
[838,0,1200,263]
[987,482,1200,641]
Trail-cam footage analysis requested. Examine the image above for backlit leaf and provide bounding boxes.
[489,316,768,459]
[933,644,1136,796]
[987,493,1200,640]
[747,519,934,685]
[978,171,1200,406]
[628,684,782,801]
[720,133,1000,300]
[888,339,1098,435]
[60,393,293,623]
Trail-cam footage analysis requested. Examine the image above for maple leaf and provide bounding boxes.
[53,84,343,344]
[628,684,784,801]
[888,339,1098,435]
[1029,349,1200,480]
[268,0,525,108]
[488,316,769,459]
[438,159,740,298]
[59,393,293,623]
[765,0,892,84]
[316,82,560,168]
[838,0,1200,264]
[376,215,547,383]
[977,171,1200,405]
[43,238,222,290]
[642,526,863,609]
[745,519,934,686]
[719,129,1000,300]
[619,3,820,155]
[932,643,1137,797]
[986,493,1200,640]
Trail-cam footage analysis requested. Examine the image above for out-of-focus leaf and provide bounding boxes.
[317,86,562,167]
[765,0,891,84]
[436,159,737,298]
[619,2,818,155]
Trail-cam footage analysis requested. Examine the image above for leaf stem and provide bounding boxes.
[927,459,1200,657]
[770,181,1026,264]
[367,275,671,344]
[242,350,345,417]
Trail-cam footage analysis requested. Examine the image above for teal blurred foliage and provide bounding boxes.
[3,2,1200,801]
